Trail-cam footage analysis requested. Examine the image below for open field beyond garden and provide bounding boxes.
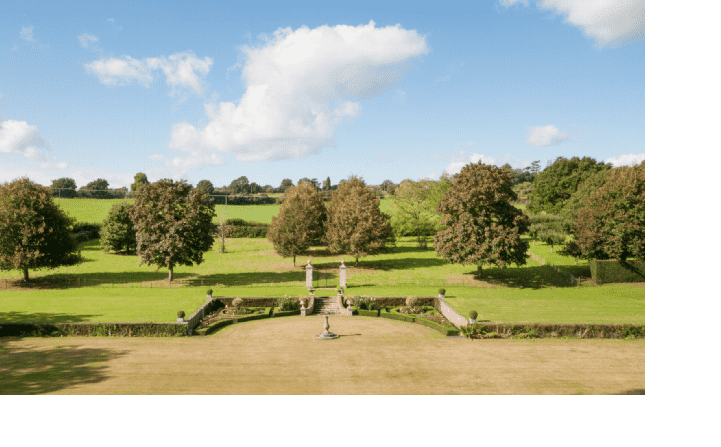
[0,317,645,395]
[0,234,644,324]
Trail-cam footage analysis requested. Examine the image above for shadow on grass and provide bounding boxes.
[0,311,103,323]
[0,339,128,394]
[468,264,592,290]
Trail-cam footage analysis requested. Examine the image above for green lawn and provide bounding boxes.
[54,198,280,224]
[0,236,644,324]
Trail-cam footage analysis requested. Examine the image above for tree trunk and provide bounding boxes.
[23,267,29,282]
[293,255,296,266]
[168,265,174,282]
[477,265,482,278]
[551,245,554,253]
[355,257,359,267]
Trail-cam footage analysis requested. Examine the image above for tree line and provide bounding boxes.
[2,155,643,282]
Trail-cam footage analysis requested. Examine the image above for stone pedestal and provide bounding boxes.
[316,314,339,340]
[305,260,313,289]
[339,260,346,288]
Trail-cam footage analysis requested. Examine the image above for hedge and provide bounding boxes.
[72,222,101,239]
[379,312,416,323]
[0,322,187,338]
[210,196,278,205]
[355,309,380,317]
[349,297,436,307]
[272,310,301,318]
[194,313,273,336]
[461,323,645,340]
[415,318,460,336]
[214,297,277,308]
[590,260,645,284]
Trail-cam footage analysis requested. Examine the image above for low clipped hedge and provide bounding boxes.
[415,318,460,336]
[355,309,380,317]
[461,323,645,340]
[273,310,301,318]
[215,297,277,308]
[590,260,645,284]
[0,322,186,338]
[194,313,273,336]
[379,312,416,323]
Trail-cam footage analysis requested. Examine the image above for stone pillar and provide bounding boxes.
[305,260,313,289]
[339,260,346,288]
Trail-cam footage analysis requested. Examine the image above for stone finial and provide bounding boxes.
[340,260,345,268]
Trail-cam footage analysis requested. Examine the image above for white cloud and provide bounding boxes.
[425,172,438,180]
[20,26,34,43]
[501,0,644,48]
[0,119,67,170]
[78,33,99,49]
[169,21,428,163]
[441,151,511,176]
[168,152,226,170]
[526,125,572,147]
[466,140,477,147]
[148,153,165,161]
[85,52,212,96]
[605,152,644,167]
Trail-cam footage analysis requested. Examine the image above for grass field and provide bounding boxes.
[0,236,644,324]
[55,198,392,224]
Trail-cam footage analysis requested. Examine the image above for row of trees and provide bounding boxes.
[0,177,215,281]
[267,177,393,266]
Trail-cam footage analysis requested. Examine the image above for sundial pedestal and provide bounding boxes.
[316,314,339,340]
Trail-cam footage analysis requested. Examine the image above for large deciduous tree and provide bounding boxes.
[434,162,530,278]
[131,173,149,192]
[100,202,136,254]
[79,178,110,199]
[229,176,249,194]
[196,179,215,196]
[50,177,78,198]
[267,180,327,266]
[278,178,294,193]
[528,156,611,214]
[128,179,215,281]
[567,161,645,261]
[388,177,450,248]
[325,176,394,266]
[0,177,79,281]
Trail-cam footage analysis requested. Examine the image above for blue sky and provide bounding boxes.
[0,0,645,189]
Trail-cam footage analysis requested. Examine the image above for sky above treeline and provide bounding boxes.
[0,0,645,189]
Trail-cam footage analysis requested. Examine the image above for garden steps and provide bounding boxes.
[313,296,342,315]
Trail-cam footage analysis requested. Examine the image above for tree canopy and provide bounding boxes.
[567,161,645,261]
[196,179,215,196]
[388,177,450,247]
[100,202,136,254]
[51,177,78,198]
[128,179,215,281]
[0,177,79,281]
[229,176,250,194]
[528,156,611,214]
[434,162,530,277]
[79,178,110,198]
[267,180,327,265]
[131,173,149,192]
[325,176,394,266]
[278,178,294,192]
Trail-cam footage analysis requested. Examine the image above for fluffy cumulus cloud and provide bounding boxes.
[502,0,645,48]
[526,125,572,147]
[85,52,212,96]
[605,152,644,167]
[169,21,428,164]
[0,119,67,169]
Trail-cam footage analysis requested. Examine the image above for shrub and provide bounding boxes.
[356,296,373,310]
[405,296,418,307]
[72,222,102,239]
[276,296,300,311]
[177,310,185,319]
[232,297,244,308]
[469,310,478,320]
[438,288,446,295]
[207,288,213,296]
